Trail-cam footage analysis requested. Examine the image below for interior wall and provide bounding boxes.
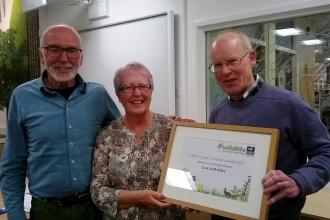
[38,0,187,115]
[39,0,183,30]
[39,0,330,119]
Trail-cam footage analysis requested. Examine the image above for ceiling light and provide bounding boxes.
[274,28,303,36]
[301,39,324,46]
[325,58,330,61]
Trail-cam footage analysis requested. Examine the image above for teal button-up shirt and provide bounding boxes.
[0,72,120,220]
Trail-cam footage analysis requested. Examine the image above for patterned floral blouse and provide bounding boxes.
[91,113,185,220]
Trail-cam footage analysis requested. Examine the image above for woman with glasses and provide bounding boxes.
[90,62,185,220]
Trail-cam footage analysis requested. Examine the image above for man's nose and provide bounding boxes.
[216,64,231,78]
[57,50,70,61]
[222,63,232,73]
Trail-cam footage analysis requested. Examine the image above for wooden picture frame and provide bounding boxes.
[158,121,279,220]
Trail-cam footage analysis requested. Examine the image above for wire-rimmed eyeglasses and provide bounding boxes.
[209,51,250,73]
[42,46,82,58]
[119,84,152,94]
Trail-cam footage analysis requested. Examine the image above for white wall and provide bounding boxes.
[38,0,187,115]
[78,13,176,115]
[39,0,184,30]
[38,0,330,120]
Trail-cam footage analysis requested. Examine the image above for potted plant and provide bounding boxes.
[0,28,29,113]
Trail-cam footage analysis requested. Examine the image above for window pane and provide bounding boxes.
[205,12,330,132]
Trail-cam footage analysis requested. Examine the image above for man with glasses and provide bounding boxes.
[209,31,330,220]
[0,24,120,220]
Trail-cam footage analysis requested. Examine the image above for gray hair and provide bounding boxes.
[40,24,82,48]
[236,31,253,51]
[113,62,154,95]
[215,30,253,51]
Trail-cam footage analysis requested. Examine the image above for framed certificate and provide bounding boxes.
[157,121,279,220]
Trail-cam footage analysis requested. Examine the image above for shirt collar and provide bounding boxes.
[228,74,260,102]
[39,70,86,94]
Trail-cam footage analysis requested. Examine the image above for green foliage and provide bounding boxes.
[195,177,252,203]
[0,29,29,110]
[240,178,251,202]
[230,185,242,195]
[196,184,204,192]
[10,0,27,46]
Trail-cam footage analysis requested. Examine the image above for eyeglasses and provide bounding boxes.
[209,51,250,73]
[119,84,152,94]
[42,46,82,58]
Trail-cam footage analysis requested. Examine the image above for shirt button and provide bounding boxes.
[73,177,77,181]
[72,160,75,164]
[66,108,70,112]
[68,125,72,129]
[70,142,74,146]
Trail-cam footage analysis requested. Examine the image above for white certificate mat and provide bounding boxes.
[180,137,254,202]
[158,122,279,220]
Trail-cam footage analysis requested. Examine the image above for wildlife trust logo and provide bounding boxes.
[217,141,255,156]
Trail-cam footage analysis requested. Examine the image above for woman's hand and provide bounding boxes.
[118,190,171,210]
[136,190,171,209]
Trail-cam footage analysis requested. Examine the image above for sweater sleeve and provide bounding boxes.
[288,96,330,196]
[0,92,28,220]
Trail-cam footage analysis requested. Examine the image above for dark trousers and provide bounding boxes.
[30,197,102,220]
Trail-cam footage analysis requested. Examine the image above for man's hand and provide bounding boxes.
[262,170,300,205]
